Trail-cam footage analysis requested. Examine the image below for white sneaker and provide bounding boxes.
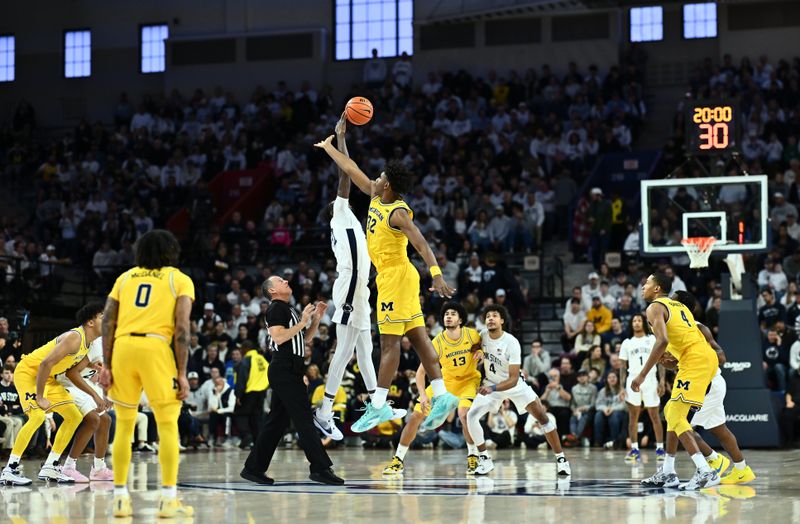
[641,467,680,488]
[313,410,343,441]
[679,469,719,491]
[1,465,32,486]
[391,408,407,420]
[475,455,494,475]
[556,456,571,476]
[38,464,75,484]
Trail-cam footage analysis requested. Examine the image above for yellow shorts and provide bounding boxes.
[670,348,718,407]
[108,335,180,409]
[414,376,481,414]
[376,262,424,336]
[14,365,73,414]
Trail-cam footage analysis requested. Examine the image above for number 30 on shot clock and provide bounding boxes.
[685,101,738,154]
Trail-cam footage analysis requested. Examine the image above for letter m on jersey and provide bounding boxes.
[25,392,36,400]
[381,301,395,312]
[676,380,691,391]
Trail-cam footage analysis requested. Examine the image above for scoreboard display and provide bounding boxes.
[685,101,738,155]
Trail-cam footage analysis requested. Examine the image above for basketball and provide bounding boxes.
[345,97,373,125]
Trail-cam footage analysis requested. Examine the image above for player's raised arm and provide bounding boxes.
[334,115,351,199]
[390,208,456,299]
[633,304,669,392]
[36,331,82,410]
[315,135,374,197]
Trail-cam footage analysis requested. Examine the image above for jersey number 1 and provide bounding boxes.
[135,283,152,307]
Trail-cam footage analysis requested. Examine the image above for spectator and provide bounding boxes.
[483,400,518,449]
[208,374,237,447]
[363,48,387,88]
[601,318,626,357]
[198,343,226,383]
[563,298,587,351]
[586,296,613,334]
[569,369,597,445]
[391,52,413,88]
[772,193,798,230]
[0,365,24,450]
[758,259,789,295]
[574,320,601,359]
[234,344,269,449]
[760,288,787,330]
[763,329,789,392]
[522,340,549,394]
[581,272,602,303]
[581,345,608,378]
[398,336,420,373]
[593,371,627,448]
[541,368,572,437]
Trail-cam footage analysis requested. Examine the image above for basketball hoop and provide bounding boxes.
[681,237,719,268]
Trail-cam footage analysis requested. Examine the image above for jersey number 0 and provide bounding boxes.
[135,283,152,308]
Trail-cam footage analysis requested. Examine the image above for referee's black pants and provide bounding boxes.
[244,357,333,474]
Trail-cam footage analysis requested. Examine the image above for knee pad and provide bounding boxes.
[541,420,556,433]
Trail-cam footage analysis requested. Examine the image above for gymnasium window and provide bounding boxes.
[683,2,717,39]
[64,29,91,78]
[0,35,14,82]
[334,0,413,61]
[629,6,663,42]
[140,24,169,73]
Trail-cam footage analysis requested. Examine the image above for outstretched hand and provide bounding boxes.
[314,135,335,150]
[429,275,456,299]
[335,113,347,136]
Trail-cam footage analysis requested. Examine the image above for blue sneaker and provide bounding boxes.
[625,449,641,463]
[656,448,667,462]
[420,392,459,431]
[351,402,394,433]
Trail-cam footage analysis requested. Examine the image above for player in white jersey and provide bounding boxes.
[56,336,114,482]
[466,305,571,476]
[619,313,666,463]
[313,115,405,440]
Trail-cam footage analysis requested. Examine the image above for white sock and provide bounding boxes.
[663,455,676,474]
[707,450,719,461]
[7,454,21,467]
[372,388,388,409]
[114,486,129,496]
[94,457,106,470]
[395,444,409,461]
[162,486,177,499]
[734,460,747,470]
[656,442,664,450]
[467,443,478,456]
[319,396,335,418]
[46,451,61,467]
[631,443,639,451]
[555,452,565,460]
[430,378,446,397]
[691,452,711,472]
[64,457,77,469]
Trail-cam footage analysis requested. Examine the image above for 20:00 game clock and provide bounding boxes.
[684,101,739,155]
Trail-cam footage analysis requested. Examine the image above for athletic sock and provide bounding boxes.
[162,486,177,499]
[663,455,676,474]
[467,443,478,456]
[319,396,335,419]
[114,486,129,496]
[631,443,639,451]
[430,378,446,397]
[691,452,711,472]
[372,388,388,409]
[555,452,565,460]
[395,444,409,461]
[656,442,664,450]
[707,450,719,461]
[45,451,61,467]
[7,454,21,468]
[734,460,747,470]
[94,457,106,470]
[63,457,77,469]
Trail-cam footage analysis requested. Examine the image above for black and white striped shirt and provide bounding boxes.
[266,300,304,359]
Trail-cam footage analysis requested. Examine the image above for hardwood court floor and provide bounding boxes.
[3,447,798,523]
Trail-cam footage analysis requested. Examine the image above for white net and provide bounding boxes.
[681,237,718,269]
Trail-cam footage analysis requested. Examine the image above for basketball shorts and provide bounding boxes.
[471,380,539,415]
[691,371,726,429]
[375,262,424,336]
[414,375,481,415]
[65,381,104,416]
[670,348,718,407]
[14,364,73,414]
[108,335,180,409]
[626,376,660,408]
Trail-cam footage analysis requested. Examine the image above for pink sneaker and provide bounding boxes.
[61,466,89,483]
[89,466,114,481]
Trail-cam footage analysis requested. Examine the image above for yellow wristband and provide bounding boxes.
[430,265,442,278]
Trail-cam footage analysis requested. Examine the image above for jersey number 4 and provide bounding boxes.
[488,363,496,373]
[135,283,152,308]
[680,310,692,328]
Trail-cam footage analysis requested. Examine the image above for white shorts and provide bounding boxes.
[692,373,726,429]
[626,378,660,408]
[331,274,371,330]
[65,382,104,416]
[471,380,539,415]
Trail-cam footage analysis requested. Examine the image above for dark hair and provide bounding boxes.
[384,160,411,194]
[2,364,13,372]
[651,271,672,295]
[76,302,105,325]
[482,304,511,330]
[630,313,649,334]
[440,301,467,327]
[533,338,544,345]
[671,290,697,314]
[135,229,180,269]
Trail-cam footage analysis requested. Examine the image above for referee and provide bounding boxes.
[240,276,344,486]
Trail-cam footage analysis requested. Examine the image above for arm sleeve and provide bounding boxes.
[333,197,350,217]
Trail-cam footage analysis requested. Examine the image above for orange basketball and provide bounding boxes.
[345,97,373,126]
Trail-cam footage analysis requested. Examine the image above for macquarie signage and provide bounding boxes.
[700,389,780,448]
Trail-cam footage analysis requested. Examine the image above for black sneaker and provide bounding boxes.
[309,468,345,485]
[240,468,275,485]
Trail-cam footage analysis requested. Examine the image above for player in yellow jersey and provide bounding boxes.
[383,302,484,475]
[1,302,105,486]
[634,272,720,491]
[315,133,460,433]
[98,230,194,518]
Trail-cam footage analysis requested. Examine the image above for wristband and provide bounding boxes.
[491,384,497,392]
[430,265,442,278]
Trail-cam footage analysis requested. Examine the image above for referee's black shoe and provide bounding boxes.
[309,468,345,485]
[240,468,275,485]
